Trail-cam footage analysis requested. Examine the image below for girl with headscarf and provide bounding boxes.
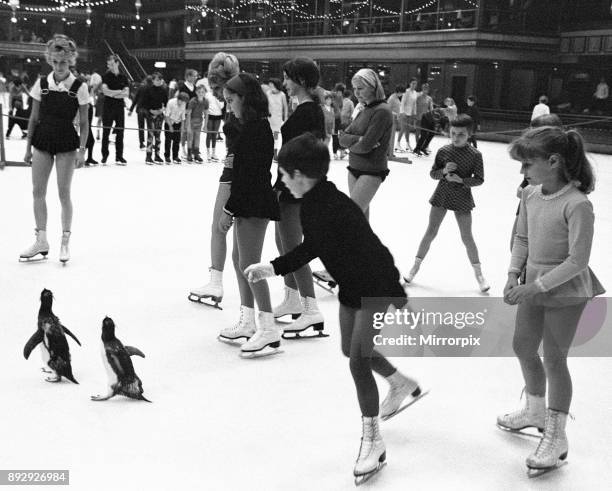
[339,68,393,221]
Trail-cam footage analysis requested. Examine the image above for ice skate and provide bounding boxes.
[354,416,386,486]
[526,409,569,478]
[218,306,255,345]
[313,270,337,294]
[273,286,303,320]
[188,268,223,309]
[472,263,490,293]
[403,257,422,284]
[59,231,71,265]
[380,372,428,421]
[282,296,328,339]
[240,312,282,358]
[19,230,49,262]
[497,391,545,438]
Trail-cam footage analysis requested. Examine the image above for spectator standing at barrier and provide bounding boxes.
[413,106,447,156]
[339,89,355,159]
[398,78,418,152]
[465,95,481,148]
[415,83,433,146]
[141,72,168,165]
[267,78,288,161]
[178,69,198,158]
[386,85,403,157]
[100,54,129,165]
[186,84,209,163]
[128,75,152,150]
[0,72,7,109]
[593,77,609,114]
[531,95,550,121]
[205,86,224,161]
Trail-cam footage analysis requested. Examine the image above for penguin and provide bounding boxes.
[23,288,81,383]
[91,317,151,402]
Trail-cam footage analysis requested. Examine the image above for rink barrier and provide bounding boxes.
[4,108,612,169]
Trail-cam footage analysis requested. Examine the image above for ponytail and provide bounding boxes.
[565,130,595,194]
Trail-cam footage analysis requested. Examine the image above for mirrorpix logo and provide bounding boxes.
[371,307,487,350]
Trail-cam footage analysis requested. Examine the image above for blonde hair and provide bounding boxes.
[207,52,239,94]
[45,34,78,66]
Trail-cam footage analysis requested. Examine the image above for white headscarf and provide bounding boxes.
[352,68,386,101]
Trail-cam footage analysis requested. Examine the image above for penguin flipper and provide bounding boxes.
[24,331,44,359]
[61,325,81,346]
[125,346,145,358]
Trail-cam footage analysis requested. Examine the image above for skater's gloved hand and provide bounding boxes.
[504,282,539,305]
[244,263,275,283]
[218,212,233,233]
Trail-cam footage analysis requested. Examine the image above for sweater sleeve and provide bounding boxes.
[271,223,318,275]
[430,149,446,180]
[463,151,484,187]
[224,122,273,215]
[348,109,392,154]
[536,200,595,292]
[509,189,529,274]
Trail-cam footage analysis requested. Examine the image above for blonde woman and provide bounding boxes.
[21,35,89,264]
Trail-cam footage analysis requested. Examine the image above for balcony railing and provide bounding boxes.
[187,9,478,42]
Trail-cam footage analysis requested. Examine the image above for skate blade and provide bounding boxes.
[188,294,222,310]
[381,389,430,422]
[496,424,543,439]
[19,254,48,263]
[282,324,330,339]
[354,462,386,486]
[239,347,283,359]
[527,460,567,478]
[313,278,337,294]
[217,335,249,346]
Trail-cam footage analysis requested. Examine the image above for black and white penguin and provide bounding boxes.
[91,317,151,402]
[23,288,81,383]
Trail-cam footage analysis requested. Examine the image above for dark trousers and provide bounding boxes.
[146,114,164,157]
[6,115,27,136]
[414,118,435,152]
[137,109,146,146]
[86,104,95,160]
[101,104,125,159]
[164,122,181,159]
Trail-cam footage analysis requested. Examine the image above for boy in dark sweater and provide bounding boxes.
[245,133,423,483]
[141,72,168,164]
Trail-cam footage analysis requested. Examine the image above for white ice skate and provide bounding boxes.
[403,257,422,284]
[240,312,282,358]
[313,270,337,294]
[59,231,71,264]
[218,306,255,345]
[273,286,303,320]
[19,230,49,262]
[380,372,428,421]
[354,416,386,486]
[189,268,223,309]
[526,409,569,478]
[472,263,490,293]
[282,296,328,339]
[497,391,545,438]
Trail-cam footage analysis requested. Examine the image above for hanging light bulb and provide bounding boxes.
[135,0,142,20]
[9,0,19,23]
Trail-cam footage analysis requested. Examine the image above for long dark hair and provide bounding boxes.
[225,73,269,122]
[282,57,321,105]
[509,126,595,193]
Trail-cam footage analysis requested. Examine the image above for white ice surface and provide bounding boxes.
[1,119,611,491]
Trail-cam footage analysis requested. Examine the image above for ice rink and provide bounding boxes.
[1,120,611,491]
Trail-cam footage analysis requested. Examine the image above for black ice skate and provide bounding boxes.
[313,270,337,294]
